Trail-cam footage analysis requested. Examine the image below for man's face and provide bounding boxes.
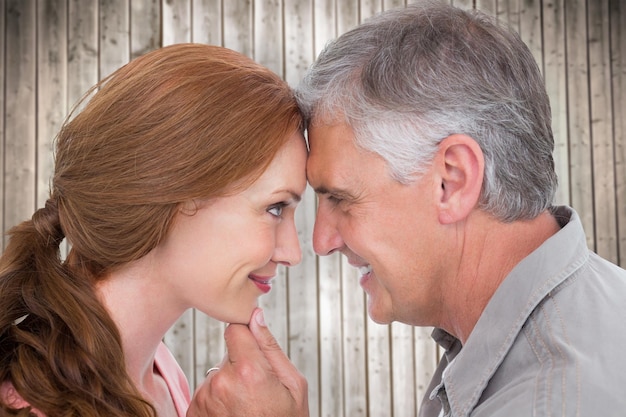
[306,121,448,326]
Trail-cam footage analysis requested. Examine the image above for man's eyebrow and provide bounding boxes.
[313,186,331,195]
[312,186,355,200]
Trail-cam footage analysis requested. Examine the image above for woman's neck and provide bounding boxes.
[94,253,184,395]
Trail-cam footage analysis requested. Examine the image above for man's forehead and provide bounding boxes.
[306,130,361,195]
[307,121,355,152]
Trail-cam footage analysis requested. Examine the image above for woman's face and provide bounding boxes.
[155,132,307,324]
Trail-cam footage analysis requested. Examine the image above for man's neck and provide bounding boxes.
[441,209,561,344]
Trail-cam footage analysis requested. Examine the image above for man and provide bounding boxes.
[188,1,626,416]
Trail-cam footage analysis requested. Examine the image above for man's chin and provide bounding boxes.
[366,301,393,325]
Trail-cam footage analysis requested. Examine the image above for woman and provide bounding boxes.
[0,43,306,417]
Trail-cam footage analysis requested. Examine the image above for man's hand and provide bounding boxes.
[187,308,309,417]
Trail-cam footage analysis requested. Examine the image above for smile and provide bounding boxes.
[248,274,273,294]
[357,265,372,276]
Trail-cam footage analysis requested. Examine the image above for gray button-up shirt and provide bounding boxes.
[420,206,626,417]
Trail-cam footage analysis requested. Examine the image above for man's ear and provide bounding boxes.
[434,134,484,224]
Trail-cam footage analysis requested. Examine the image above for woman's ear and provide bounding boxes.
[179,199,200,216]
[434,134,484,224]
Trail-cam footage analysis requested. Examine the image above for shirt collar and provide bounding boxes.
[433,206,589,417]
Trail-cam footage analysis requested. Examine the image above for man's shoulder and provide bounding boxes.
[473,270,626,417]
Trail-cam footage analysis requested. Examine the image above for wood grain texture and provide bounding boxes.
[543,0,570,207]
[192,0,222,45]
[565,0,595,249]
[163,0,191,45]
[37,0,67,209]
[99,0,130,78]
[610,0,626,266]
[1,2,624,415]
[68,0,98,110]
[131,0,160,58]
[588,0,618,263]
[0,0,5,246]
[4,0,36,247]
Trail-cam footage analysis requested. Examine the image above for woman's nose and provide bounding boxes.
[274,218,302,266]
[312,202,343,256]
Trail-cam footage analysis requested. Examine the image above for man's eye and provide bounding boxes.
[267,203,286,217]
[327,195,343,205]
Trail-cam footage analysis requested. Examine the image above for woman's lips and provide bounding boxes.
[248,275,273,294]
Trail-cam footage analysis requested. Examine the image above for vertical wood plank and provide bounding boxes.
[65,0,98,258]
[476,0,497,16]
[452,0,474,10]
[188,0,225,390]
[162,0,190,45]
[192,313,225,389]
[258,0,290,355]
[383,0,406,10]
[588,0,618,263]
[337,0,358,33]
[255,0,291,356]
[285,3,317,415]
[360,0,382,21]
[543,0,570,206]
[4,0,36,246]
[341,261,368,417]
[611,0,626,266]
[518,0,543,74]
[254,0,283,78]
[68,0,98,112]
[565,0,594,249]
[331,5,379,415]
[287,185,320,417]
[497,0,520,33]
[336,2,372,416]
[0,0,5,249]
[310,3,350,417]
[258,267,289,363]
[192,0,222,45]
[391,322,416,417]
[130,0,161,59]
[163,308,196,383]
[319,251,344,417]
[367,321,392,417]
[37,0,67,210]
[223,0,253,57]
[99,0,130,79]
[2,2,626,417]
[346,4,394,414]
[159,0,195,384]
[313,0,334,58]
[415,326,438,415]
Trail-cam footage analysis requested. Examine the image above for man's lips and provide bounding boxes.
[348,263,373,288]
[248,274,273,294]
[357,265,373,276]
[348,260,372,277]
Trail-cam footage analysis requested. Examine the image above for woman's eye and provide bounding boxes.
[267,203,285,217]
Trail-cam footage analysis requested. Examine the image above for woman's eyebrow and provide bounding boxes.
[273,189,303,203]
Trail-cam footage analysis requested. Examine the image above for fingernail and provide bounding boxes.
[255,309,266,327]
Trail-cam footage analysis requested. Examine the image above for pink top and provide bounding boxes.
[154,342,192,417]
[0,342,191,417]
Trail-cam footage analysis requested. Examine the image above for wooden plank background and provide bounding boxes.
[1,1,624,416]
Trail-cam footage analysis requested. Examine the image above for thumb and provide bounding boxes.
[249,308,283,354]
[249,308,303,389]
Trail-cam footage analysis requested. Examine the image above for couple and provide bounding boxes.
[2,2,626,417]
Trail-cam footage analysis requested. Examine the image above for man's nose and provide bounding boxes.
[312,202,344,256]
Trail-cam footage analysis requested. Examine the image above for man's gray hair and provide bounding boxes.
[296,0,557,222]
